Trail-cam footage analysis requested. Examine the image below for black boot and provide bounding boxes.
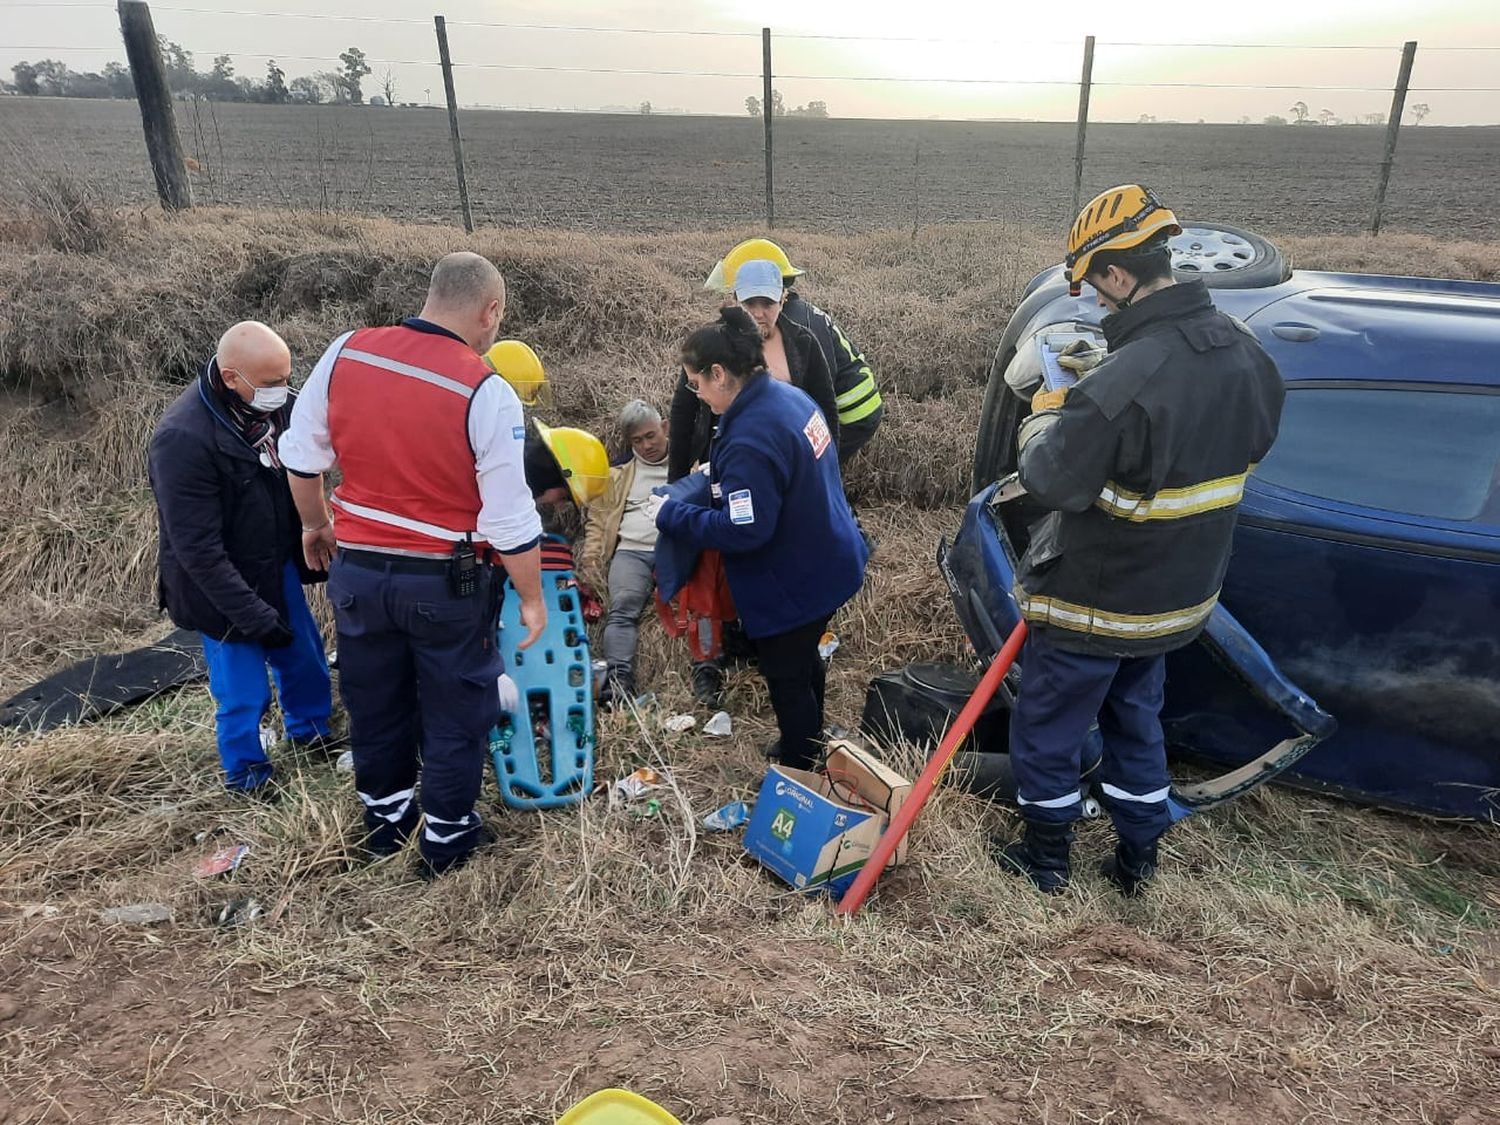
[990,821,1074,894]
[290,732,348,759]
[1099,838,1160,897]
[418,823,497,882]
[365,811,418,860]
[600,670,636,710]
[691,661,724,707]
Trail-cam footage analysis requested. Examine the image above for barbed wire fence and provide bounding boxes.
[6,0,1500,236]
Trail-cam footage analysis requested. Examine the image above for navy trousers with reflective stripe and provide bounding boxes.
[1009,633,1173,851]
[328,556,502,864]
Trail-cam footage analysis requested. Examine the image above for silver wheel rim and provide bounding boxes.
[1170,227,1260,274]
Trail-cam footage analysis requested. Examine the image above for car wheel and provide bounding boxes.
[1170,222,1289,289]
[972,343,1024,494]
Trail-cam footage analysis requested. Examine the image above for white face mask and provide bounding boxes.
[249,384,289,413]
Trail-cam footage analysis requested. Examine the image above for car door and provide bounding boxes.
[1226,286,1500,817]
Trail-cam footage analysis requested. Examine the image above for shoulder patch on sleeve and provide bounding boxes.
[727,488,755,525]
[512,425,526,440]
[803,411,832,459]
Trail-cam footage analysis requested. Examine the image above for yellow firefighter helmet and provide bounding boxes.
[533,420,609,506]
[1065,184,1182,295]
[703,237,806,293]
[484,340,550,407]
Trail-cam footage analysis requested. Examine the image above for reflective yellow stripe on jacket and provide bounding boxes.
[831,325,882,424]
[1015,585,1219,641]
[1094,469,1249,522]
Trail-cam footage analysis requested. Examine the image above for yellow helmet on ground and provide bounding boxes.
[703,237,806,293]
[1065,185,1182,296]
[484,340,549,407]
[534,420,609,506]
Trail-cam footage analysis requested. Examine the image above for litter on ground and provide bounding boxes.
[612,766,663,802]
[100,903,173,926]
[702,801,751,831]
[193,843,251,879]
[214,897,263,928]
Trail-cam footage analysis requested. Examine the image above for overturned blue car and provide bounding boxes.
[879,224,1500,821]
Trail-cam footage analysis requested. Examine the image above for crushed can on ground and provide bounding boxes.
[702,801,751,831]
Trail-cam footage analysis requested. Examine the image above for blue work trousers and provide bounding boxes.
[1009,633,1174,851]
[328,553,503,866]
[199,562,332,791]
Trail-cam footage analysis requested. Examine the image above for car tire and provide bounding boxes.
[950,750,1018,800]
[972,342,1025,493]
[1171,222,1289,289]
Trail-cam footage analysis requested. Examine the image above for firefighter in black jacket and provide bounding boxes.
[703,238,883,466]
[995,185,1285,896]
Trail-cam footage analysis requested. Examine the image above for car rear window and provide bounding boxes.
[1253,387,1500,522]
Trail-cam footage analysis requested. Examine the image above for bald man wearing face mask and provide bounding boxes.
[148,320,335,796]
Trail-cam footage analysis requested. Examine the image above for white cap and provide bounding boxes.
[733,258,784,303]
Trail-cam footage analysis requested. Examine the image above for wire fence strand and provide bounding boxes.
[8,4,1500,51]
[7,5,1496,238]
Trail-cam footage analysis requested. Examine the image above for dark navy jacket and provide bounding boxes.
[667,315,840,481]
[651,471,712,604]
[656,373,867,638]
[149,364,321,642]
[1016,281,1284,657]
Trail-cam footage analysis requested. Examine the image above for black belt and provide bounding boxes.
[336,548,453,576]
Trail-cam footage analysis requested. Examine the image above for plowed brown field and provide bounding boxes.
[4,97,1499,235]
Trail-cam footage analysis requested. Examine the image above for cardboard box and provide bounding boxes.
[742,739,912,898]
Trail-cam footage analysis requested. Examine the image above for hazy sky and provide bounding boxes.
[4,0,1498,123]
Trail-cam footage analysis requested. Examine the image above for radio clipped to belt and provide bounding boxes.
[449,534,479,598]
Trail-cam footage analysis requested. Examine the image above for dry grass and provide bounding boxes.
[0,207,1498,1124]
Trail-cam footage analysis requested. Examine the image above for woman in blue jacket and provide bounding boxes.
[654,306,868,770]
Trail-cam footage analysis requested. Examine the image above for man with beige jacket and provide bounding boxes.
[578,400,670,702]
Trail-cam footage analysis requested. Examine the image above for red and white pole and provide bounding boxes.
[836,619,1029,918]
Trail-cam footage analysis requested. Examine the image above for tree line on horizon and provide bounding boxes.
[746,91,830,118]
[5,46,1439,125]
[5,39,400,106]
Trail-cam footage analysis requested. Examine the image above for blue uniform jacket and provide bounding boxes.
[656,373,868,639]
[652,471,713,604]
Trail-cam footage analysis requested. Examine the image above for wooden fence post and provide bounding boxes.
[1071,35,1095,220]
[435,14,475,234]
[762,27,775,230]
[1370,40,1417,235]
[117,0,192,210]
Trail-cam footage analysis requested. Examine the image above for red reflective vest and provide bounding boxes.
[327,325,491,555]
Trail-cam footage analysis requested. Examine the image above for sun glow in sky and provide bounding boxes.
[3,0,1497,123]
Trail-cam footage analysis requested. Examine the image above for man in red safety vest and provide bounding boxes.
[280,252,546,879]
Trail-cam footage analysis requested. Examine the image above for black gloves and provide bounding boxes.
[257,620,295,649]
